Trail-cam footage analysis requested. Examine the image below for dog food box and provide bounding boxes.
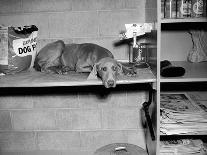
[0,25,38,74]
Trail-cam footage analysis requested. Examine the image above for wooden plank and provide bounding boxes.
[0,68,156,87]
[161,17,207,23]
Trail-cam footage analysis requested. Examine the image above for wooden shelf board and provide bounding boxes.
[161,61,207,83]
[161,17,207,23]
[160,133,207,136]
[0,68,156,87]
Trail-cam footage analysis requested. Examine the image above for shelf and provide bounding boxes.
[160,132,207,136]
[161,17,207,23]
[0,68,156,87]
[160,61,207,83]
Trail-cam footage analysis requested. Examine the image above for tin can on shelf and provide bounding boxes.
[162,0,165,18]
[132,43,147,63]
[165,0,177,18]
[177,0,192,18]
[191,0,204,17]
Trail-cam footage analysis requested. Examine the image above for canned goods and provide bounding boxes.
[177,0,192,18]
[165,0,177,18]
[191,0,204,17]
[132,44,147,63]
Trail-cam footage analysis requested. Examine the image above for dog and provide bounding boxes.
[34,40,136,88]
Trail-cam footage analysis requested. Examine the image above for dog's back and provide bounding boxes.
[34,40,65,72]
[61,43,114,68]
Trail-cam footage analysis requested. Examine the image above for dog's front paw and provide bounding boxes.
[60,66,74,74]
[127,70,137,76]
[56,69,64,74]
[123,68,137,76]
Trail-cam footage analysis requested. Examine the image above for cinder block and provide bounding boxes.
[61,150,94,155]
[22,0,72,13]
[0,0,22,14]
[126,91,147,107]
[94,91,127,108]
[0,152,22,155]
[102,108,141,129]
[0,132,36,151]
[71,0,124,11]
[98,10,145,36]
[71,0,100,11]
[20,13,50,39]
[33,94,79,109]
[80,130,128,150]
[48,12,99,38]
[0,15,27,27]
[71,0,144,11]
[0,96,33,109]
[78,91,110,108]
[12,110,56,130]
[125,130,146,150]
[0,111,12,130]
[97,0,144,10]
[72,37,128,60]
[0,14,49,38]
[37,131,81,150]
[145,8,157,22]
[106,91,127,107]
[145,0,157,9]
[56,109,101,130]
[124,0,145,9]
[21,150,62,155]
[78,90,132,108]
[98,0,131,10]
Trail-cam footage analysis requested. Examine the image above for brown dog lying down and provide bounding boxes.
[34,40,136,88]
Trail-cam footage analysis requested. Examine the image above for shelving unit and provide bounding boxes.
[159,1,207,153]
[1,0,207,154]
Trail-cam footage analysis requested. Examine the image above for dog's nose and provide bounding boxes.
[107,80,115,87]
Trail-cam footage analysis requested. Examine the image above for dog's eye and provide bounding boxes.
[102,67,107,71]
[112,66,117,71]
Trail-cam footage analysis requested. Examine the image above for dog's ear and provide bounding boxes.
[87,64,98,80]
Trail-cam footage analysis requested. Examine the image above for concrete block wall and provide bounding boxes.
[0,0,154,154]
[0,86,148,155]
[0,0,147,61]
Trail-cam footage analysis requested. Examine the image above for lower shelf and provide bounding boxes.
[160,91,207,136]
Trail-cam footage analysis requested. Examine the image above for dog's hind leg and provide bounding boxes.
[34,40,65,73]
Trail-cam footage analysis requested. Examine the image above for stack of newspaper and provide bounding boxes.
[160,139,207,155]
[160,92,207,135]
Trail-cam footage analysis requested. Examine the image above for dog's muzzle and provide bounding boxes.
[105,79,116,88]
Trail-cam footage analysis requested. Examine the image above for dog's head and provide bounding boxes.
[87,57,122,88]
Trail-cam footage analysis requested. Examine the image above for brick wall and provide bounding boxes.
[0,0,154,154]
[0,0,148,61]
[0,86,148,155]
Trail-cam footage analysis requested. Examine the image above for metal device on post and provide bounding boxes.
[120,23,153,64]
